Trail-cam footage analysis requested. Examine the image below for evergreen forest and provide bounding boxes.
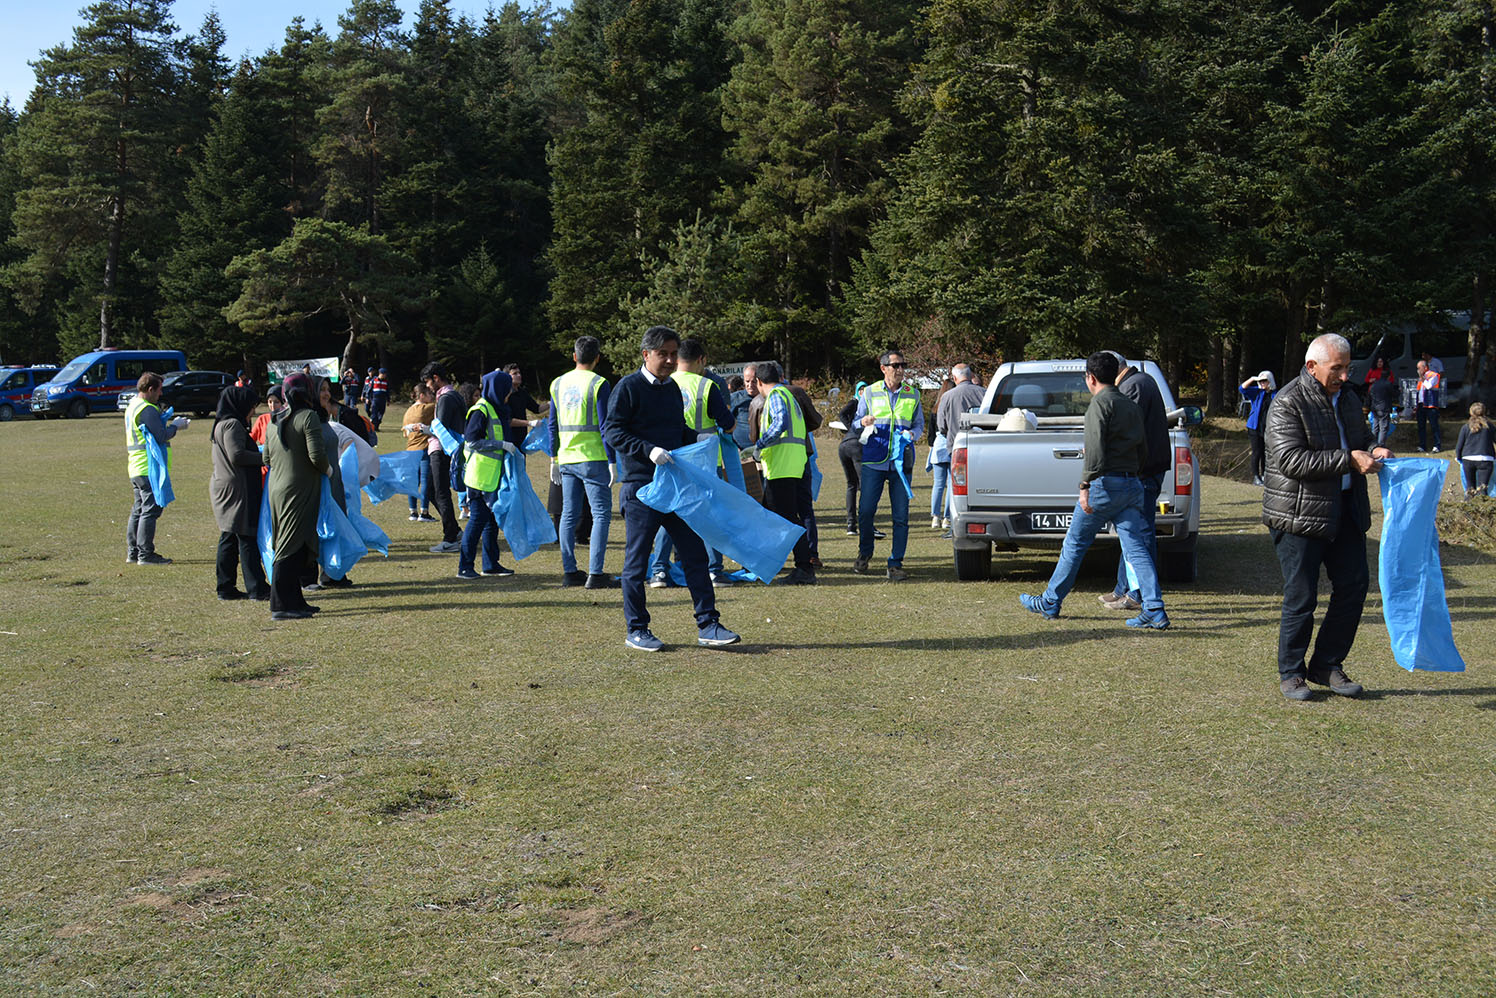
[3,0,1496,410]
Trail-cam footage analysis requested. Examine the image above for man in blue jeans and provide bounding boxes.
[1099,353,1172,613]
[852,350,924,581]
[548,335,619,590]
[1020,351,1170,629]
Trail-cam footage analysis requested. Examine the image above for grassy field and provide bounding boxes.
[1,415,1492,997]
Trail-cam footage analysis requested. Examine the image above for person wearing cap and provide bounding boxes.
[250,385,284,446]
[365,367,390,430]
[1019,351,1169,629]
[1241,370,1277,486]
[234,369,252,388]
[1099,353,1171,612]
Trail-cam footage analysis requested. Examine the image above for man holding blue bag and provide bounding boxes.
[853,350,924,581]
[124,372,189,565]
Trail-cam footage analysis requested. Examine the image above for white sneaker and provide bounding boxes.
[931,516,941,529]
[941,517,951,529]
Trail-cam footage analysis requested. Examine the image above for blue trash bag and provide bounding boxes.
[340,447,390,556]
[431,418,462,456]
[143,431,175,507]
[889,431,914,499]
[1378,458,1466,672]
[808,438,823,501]
[363,448,424,504]
[638,438,805,585]
[257,487,275,580]
[522,421,553,455]
[717,430,746,491]
[316,476,368,580]
[492,450,557,561]
[666,563,757,586]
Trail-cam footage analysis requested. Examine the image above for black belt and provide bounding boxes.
[1100,472,1138,478]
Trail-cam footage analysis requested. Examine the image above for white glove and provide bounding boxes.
[608,465,617,486]
[402,423,416,433]
[528,419,541,428]
[649,446,673,465]
[859,424,877,444]
[697,431,716,443]
[170,416,190,431]
[501,440,520,456]
[549,460,561,485]
[901,430,915,442]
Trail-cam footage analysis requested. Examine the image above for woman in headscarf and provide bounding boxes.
[306,377,358,591]
[264,373,329,620]
[209,385,270,601]
[456,370,520,579]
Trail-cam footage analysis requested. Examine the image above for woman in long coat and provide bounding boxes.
[264,374,329,619]
[209,385,270,600]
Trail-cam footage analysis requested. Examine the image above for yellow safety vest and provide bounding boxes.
[550,369,607,465]
[463,399,504,492]
[865,383,921,431]
[124,396,165,478]
[672,369,724,467]
[759,384,809,480]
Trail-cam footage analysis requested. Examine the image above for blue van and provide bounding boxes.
[0,366,61,421]
[31,349,188,419]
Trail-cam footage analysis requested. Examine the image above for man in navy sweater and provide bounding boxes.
[603,325,741,651]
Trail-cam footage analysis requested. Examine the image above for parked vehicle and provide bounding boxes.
[949,359,1204,583]
[31,349,187,419]
[117,370,231,417]
[0,366,60,421]
[1348,313,1486,405]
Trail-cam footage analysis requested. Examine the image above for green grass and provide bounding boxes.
[1,416,1493,996]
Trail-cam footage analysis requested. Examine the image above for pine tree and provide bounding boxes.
[256,18,334,218]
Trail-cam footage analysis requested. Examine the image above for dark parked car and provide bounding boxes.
[117,370,233,417]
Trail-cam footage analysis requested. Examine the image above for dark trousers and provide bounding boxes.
[1271,500,1369,679]
[838,437,860,527]
[1462,460,1492,495]
[368,392,387,428]
[1417,406,1441,450]
[429,450,460,542]
[764,475,813,570]
[620,482,717,633]
[1248,428,1266,481]
[217,531,269,597]
[271,544,316,613]
[796,464,819,557]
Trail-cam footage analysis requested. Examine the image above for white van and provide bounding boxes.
[1348,312,1485,405]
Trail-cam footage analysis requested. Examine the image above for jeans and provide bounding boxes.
[217,530,269,597]
[1040,476,1163,614]
[1417,406,1441,450]
[1370,412,1393,448]
[458,491,501,573]
[429,450,460,542]
[126,476,162,559]
[408,451,432,513]
[858,459,912,567]
[620,482,718,633]
[930,462,951,519]
[560,460,612,575]
[765,475,812,570]
[1462,459,1492,495]
[1113,472,1165,601]
[1271,500,1369,679]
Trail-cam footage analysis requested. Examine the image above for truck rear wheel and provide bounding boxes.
[953,544,991,581]
[1160,537,1198,584]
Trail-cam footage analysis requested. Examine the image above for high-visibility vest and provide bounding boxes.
[759,384,809,480]
[865,382,921,432]
[672,370,724,467]
[124,396,165,478]
[368,376,389,395]
[463,399,504,492]
[550,369,607,465]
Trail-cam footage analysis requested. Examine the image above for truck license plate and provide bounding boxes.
[1030,512,1071,531]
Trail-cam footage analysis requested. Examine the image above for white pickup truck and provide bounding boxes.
[949,359,1204,582]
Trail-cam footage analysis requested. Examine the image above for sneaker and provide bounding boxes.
[321,576,353,589]
[409,512,420,521]
[1252,475,1264,486]
[886,566,908,582]
[941,517,951,530]
[126,552,138,564]
[301,581,324,592]
[782,567,817,585]
[417,511,436,522]
[585,573,621,590]
[136,553,172,565]
[455,567,481,580]
[1307,666,1363,697]
[1281,675,1313,701]
[710,572,736,588]
[1019,592,1060,619]
[940,530,953,539]
[697,621,741,647]
[561,570,589,587]
[271,610,314,621]
[1125,611,1171,630]
[649,572,671,589]
[459,506,470,519]
[1433,446,1441,453]
[217,590,247,601]
[845,525,857,535]
[931,516,942,529]
[1416,446,1427,453]
[872,528,886,539]
[626,629,665,652]
[429,540,462,554]
[1098,591,1142,612]
[853,557,870,574]
[482,564,515,577]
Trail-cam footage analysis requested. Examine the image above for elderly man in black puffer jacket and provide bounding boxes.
[1263,333,1394,701]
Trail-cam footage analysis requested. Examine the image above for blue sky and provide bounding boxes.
[1,1,553,110]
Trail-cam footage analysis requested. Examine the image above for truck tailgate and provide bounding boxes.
[963,429,1086,510]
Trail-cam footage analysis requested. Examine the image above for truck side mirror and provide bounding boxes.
[1180,405,1203,427]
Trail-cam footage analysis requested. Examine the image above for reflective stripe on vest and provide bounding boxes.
[463,399,504,492]
[551,369,607,464]
[671,371,712,431]
[124,396,160,477]
[759,384,809,480]
[867,383,920,431]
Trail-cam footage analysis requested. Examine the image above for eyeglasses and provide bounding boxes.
[887,361,907,368]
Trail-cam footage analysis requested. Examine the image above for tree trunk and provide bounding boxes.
[1280,284,1310,383]
[1468,268,1486,388]
[1206,333,1224,415]
[342,325,358,376]
[99,188,122,349]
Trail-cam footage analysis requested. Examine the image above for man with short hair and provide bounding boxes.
[853,350,924,581]
[1019,351,1169,629]
[1265,333,1392,701]
[753,361,816,584]
[1099,354,1171,613]
[420,361,465,553]
[548,336,618,590]
[503,363,548,447]
[1415,359,1442,453]
[603,325,740,651]
[935,364,986,533]
[124,372,189,565]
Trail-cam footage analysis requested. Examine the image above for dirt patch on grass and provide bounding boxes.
[54,923,98,938]
[1437,495,1496,555]
[211,660,303,687]
[557,907,648,946]
[126,869,245,920]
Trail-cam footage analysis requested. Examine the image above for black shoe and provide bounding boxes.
[853,557,870,574]
[783,567,818,585]
[1308,666,1363,697]
[321,576,354,589]
[302,582,324,592]
[561,570,589,587]
[872,529,886,540]
[482,564,515,577]
[1281,676,1313,701]
[137,553,172,565]
[271,610,314,621]
[886,566,908,582]
[585,573,621,590]
[845,525,857,535]
[248,591,271,602]
[217,590,247,601]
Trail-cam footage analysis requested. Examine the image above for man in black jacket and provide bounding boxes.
[1099,354,1171,612]
[603,325,740,652]
[1264,333,1393,701]
[420,361,466,553]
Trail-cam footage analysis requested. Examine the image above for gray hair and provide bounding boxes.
[1305,333,1351,364]
[950,363,973,382]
